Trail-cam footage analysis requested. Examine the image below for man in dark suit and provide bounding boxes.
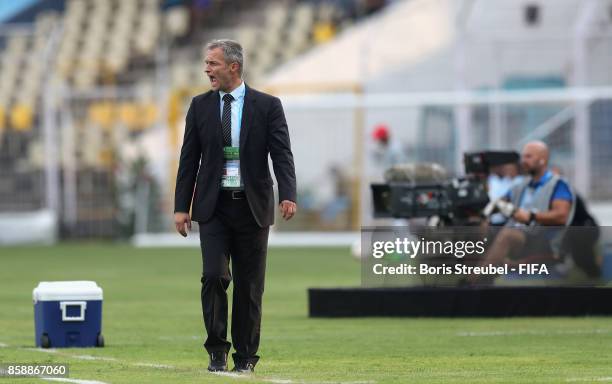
[174,39,297,373]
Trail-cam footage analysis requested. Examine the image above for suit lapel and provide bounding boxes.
[239,85,255,148]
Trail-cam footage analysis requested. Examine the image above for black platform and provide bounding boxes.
[308,287,612,317]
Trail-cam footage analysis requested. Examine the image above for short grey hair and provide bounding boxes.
[205,39,244,76]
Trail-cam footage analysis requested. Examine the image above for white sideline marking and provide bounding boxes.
[0,342,8,347]
[27,348,58,353]
[133,362,175,369]
[212,371,249,379]
[293,382,375,384]
[270,380,372,384]
[26,347,175,370]
[23,345,375,384]
[457,329,611,337]
[212,373,375,384]
[70,355,118,362]
[263,380,375,384]
[42,379,109,384]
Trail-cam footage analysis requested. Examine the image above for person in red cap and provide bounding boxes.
[372,124,390,143]
[371,123,405,169]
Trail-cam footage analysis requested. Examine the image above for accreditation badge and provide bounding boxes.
[221,146,242,188]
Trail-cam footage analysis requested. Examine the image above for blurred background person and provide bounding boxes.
[370,123,406,171]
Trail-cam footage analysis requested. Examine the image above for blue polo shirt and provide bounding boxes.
[505,170,572,208]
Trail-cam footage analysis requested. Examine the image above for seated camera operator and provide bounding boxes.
[474,141,574,275]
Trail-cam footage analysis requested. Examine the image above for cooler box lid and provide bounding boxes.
[33,281,103,302]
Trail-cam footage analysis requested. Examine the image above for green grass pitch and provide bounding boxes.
[1,243,612,383]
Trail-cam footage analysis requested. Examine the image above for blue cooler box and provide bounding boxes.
[33,281,104,348]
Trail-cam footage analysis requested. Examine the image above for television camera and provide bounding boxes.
[371,151,519,225]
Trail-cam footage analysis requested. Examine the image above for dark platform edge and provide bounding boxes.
[308,286,612,317]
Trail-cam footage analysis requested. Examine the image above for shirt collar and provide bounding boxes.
[219,81,245,102]
[529,169,552,188]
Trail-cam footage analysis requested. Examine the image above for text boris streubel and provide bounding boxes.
[369,237,549,276]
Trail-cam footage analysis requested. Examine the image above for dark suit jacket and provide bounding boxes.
[174,85,296,227]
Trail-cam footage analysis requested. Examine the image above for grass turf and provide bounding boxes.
[0,243,611,383]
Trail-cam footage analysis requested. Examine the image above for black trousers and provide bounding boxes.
[198,191,269,366]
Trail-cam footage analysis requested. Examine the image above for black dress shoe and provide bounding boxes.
[231,361,255,373]
[207,351,228,372]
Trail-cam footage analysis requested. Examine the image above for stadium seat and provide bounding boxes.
[141,103,159,127]
[0,107,5,133]
[171,62,191,89]
[16,91,38,112]
[73,69,96,90]
[235,26,259,53]
[105,43,130,74]
[0,88,10,111]
[292,3,315,32]
[81,122,104,167]
[0,62,18,94]
[118,102,142,130]
[265,4,289,32]
[165,5,189,38]
[27,139,45,168]
[34,11,59,36]
[317,2,337,23]
[135,11,160,56]
[88,102,116,130]
[313,22,335,44]
[6,35,28,55]
[10,104,33,132]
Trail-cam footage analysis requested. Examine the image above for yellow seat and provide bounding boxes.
[141,103,159,127]
[119,102,142,131]
[11,104,33,132]
[0,107,5,135]
[88,102,115,130]
[313,22,335,44]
